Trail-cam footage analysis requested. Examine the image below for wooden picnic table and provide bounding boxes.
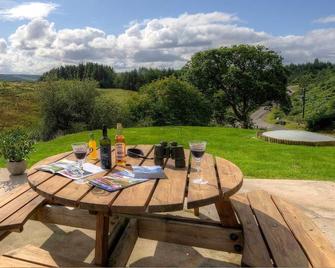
[27,144,243,266]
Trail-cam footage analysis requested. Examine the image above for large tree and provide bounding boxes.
[183,45,289,128]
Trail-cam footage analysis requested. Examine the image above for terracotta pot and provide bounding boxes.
[7,160,27,176]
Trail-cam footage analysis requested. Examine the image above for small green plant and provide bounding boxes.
[0,128,35,162]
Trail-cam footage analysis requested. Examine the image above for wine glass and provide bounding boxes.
[189,141,207,184]
[71,142,89,184]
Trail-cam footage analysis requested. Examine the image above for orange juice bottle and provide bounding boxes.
[115,123,126,166]
[88,132,98,160]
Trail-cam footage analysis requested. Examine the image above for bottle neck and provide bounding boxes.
[103,126,108,137]
[116,123,122,135]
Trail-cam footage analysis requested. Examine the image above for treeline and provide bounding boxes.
[40,63,177,90]
[115,67,177,90]
[287,59,335,82]
[40,63,116,88]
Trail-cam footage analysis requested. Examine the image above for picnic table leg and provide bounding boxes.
[193,208,200,217]
[215,198,239,227]
[95,212,109,266]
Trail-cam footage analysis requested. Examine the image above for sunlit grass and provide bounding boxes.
[1,126,334,181]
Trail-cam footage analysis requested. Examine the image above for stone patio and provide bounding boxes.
[0,169,334,266]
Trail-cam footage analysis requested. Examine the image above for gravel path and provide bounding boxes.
[251,106,285,130]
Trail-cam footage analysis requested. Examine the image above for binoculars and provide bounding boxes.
[154,141,186,168]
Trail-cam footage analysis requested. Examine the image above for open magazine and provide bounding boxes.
[89,170,148,192]
[36,159,104,180]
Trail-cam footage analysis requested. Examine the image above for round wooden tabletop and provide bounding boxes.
[27,145,243,214]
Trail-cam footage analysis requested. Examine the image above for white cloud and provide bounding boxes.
[1,11,335,74]
[314,15,335,24]
[0,39,7,53]
[9,19,56,49]
[0,2,58,21]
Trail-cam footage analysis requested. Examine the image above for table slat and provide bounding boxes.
[248,190,311,267]
[187,153,220,209]
[110,145,155,214]
[148,150,190,212]
[28,151,73,176]
[273,195,335,267]
[53,151,104,206]
[79,145,146,212]
[28,153,76,189]
[216,157,243,197]
[35,154,99,202]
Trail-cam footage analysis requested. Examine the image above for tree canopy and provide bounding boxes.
[183,44,289,128]
[129,76,211,126]
[40,63,177,90]
[40,62,116,88]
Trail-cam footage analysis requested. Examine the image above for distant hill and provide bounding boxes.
[0,74,40,82]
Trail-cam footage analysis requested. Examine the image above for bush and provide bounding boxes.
[130,77,211,126]
[90,96,130,129]
[40,80,98,140]
[0,128,34,162]
[306,101,335,131]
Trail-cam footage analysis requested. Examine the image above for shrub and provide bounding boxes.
[0,128,34,162]
[90,96,128,129]
[40,80,98,140]
[130,77,211,126]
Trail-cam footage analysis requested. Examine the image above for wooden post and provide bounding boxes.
[95,212,109,266]
[193,207,200,217]
[215,198,239,228]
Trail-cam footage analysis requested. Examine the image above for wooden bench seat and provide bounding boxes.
[0,183,46,236]
[231,190,335,267]
[1,244,93,267]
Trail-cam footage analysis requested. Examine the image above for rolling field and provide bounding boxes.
[0,82,137,131]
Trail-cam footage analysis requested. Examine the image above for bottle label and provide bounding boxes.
[115,143,125,161]
[100,145,111,169]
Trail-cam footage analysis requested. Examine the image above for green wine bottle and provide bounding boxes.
[100,125,111,169]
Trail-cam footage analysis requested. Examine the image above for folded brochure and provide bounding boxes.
[36,159,104,180]
[89,170,146,192]
[132,165,166,179]
[90,166,166,192]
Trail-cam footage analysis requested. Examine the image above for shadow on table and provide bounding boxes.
[130,240,240,267]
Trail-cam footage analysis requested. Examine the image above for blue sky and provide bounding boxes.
[1,0,335,37]
[0,0,335,73]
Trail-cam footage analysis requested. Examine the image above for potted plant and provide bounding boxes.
[0,128,34,175]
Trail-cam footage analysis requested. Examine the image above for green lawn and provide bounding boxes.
[1,126,334,181]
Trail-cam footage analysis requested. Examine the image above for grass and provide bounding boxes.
[1,126,334,181]
[98,88,138,104]
[265,106,305,130]
[0,82,40,130]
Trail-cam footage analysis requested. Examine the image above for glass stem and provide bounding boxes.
[78,160,84,176]
[196,159,201,179]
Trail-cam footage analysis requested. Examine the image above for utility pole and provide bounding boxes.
[299,75,311,120]
[302,86,306,119]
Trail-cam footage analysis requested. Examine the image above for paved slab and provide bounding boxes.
[261,130,335,145]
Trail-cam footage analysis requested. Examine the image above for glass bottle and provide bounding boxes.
[100,125,112,169]
[88,132,98,160]
[115,123,126,166]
